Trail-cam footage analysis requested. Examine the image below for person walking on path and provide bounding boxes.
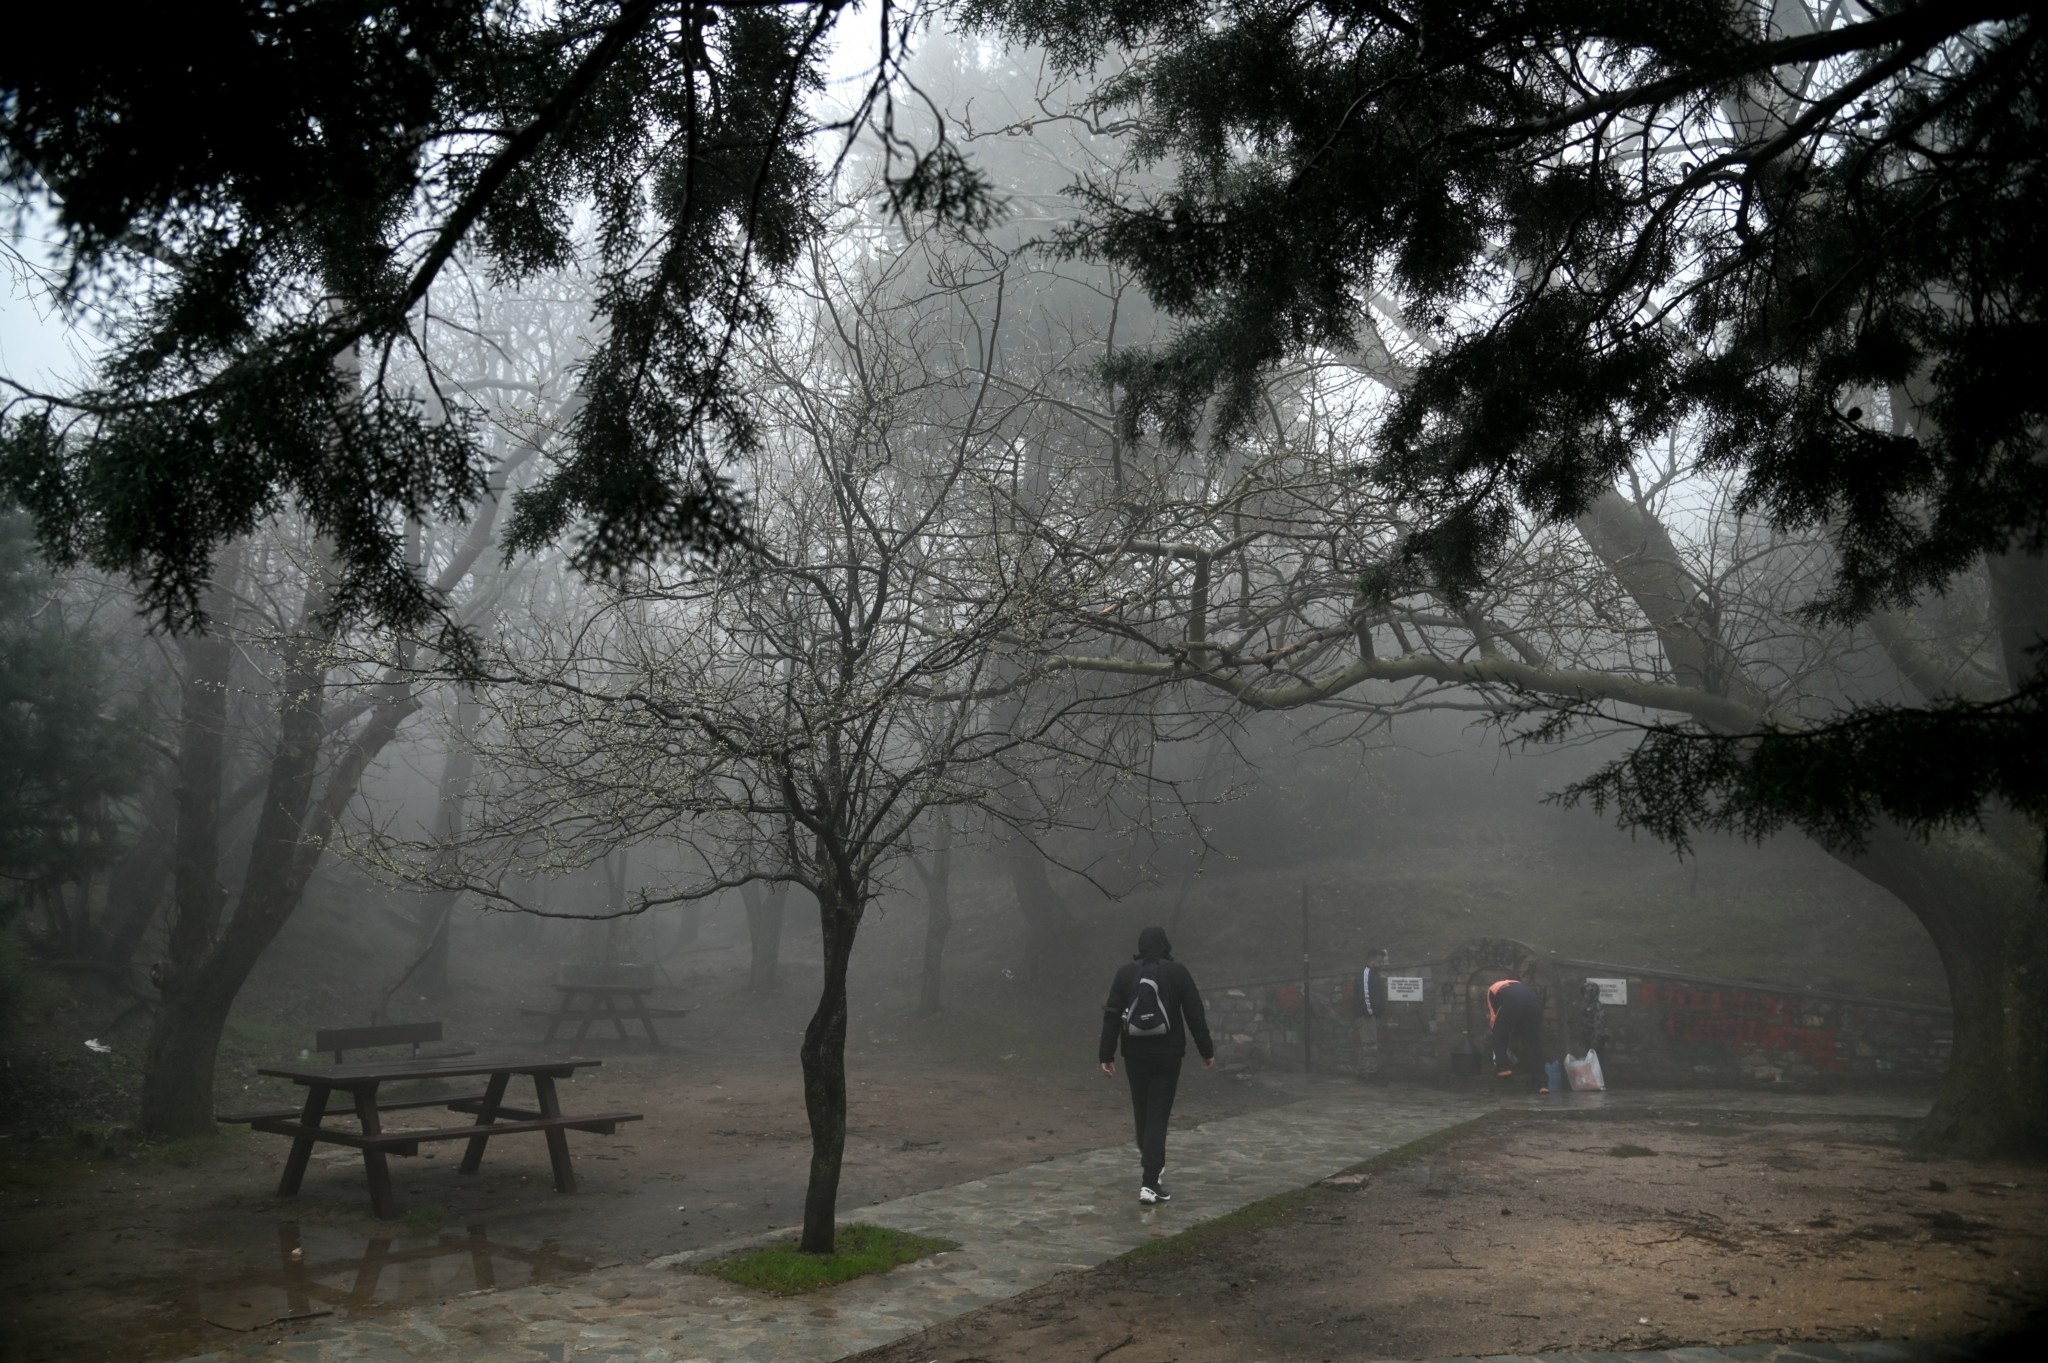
[1487,978,1549,1094]
[1352,947,1390,1084]
[1099,926,1214,1204]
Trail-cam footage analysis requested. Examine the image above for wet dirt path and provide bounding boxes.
[1,1002,1280,1363]
[847,1096,2042,1363]
[141,1089,1953,1363]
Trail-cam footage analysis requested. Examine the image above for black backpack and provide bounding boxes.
[1123,959,1172,1037]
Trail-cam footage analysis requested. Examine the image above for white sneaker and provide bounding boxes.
[1139,1185,1171,1204]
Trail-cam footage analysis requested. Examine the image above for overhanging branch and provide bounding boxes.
[1036,645,1767,731]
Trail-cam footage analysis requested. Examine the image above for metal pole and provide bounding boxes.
[1301,885,1311,1073]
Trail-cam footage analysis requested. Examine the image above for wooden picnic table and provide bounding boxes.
[520,977,689,1047]
[243,1054,642,1219]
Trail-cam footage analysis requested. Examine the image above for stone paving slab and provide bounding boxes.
[170,1082,1938,1363]
[1354,1345,1978,1363]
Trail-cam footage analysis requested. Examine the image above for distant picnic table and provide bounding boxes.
[230,1053,641,1219]
[519,962,689,1047]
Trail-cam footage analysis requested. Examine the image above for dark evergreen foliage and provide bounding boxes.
[1541,680,2048,859]
[0,510,147,917]
[967,0,2048,846]
[0,0,956,636]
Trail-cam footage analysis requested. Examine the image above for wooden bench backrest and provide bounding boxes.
[557,961,657,989]
[315,1021,444,1062]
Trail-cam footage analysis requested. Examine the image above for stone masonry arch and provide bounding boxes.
[1444,937,1553,1058]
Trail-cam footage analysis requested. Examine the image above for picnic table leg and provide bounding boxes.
[542,994,563,1043]
[352,1087,400,1219]
[466,1226,497,1290]
[459,1070,511,1175]
[574,988,597,1043]
[604,990,631,1044]
[277,1083,330,1196]
[632,989,662,1048]
[349,1238,392,1304]
[531,1072,577,1193]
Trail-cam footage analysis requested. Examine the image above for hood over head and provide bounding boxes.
[1135,926,1172,960]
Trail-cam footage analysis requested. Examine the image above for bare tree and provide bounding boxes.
[388,232,1177,1251]
[909,811,956,1016]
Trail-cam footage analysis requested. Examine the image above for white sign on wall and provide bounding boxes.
[1386,976,1426,1002]
[1587,977,1628,1005]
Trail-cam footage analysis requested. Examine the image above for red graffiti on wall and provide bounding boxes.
[1636,979,1844,1071]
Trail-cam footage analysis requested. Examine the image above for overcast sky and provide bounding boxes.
[0,203,93,391]
[0,8,908,405]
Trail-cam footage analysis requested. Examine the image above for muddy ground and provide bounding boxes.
[0,984,1282,1363]
[850,1108,2048,1363]
[0,806,1979,1363]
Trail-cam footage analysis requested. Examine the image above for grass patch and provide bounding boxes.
[701,1223,956,1295]
[401,1206,444,1238]
[1118,1110,1510,1269]
[1606,1142,1658,1158]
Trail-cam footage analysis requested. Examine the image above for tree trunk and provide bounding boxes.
[413,688,479,997]
[1006,839,1076,986]
[1834,823,2048,1155]
[139,613,236,1135]
[740,881,787,994]
[798,873,862,1254]
[668,901,701,951]
[139,955,245,1135]
[141,591,331,1132]
[1575,491,1739,696]
[139,566,420,1134]
[594,848,630,961]
[913,819,954,1017]
[96,776,176,976]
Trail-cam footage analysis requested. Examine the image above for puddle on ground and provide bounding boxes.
[176,1222,591,1330]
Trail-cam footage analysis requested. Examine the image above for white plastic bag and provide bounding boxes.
[1564,1048,1606,1091]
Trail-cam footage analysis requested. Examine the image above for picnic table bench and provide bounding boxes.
[224,1054,641,1218]
[215,1021,476,1126]
[518,963,689,1047]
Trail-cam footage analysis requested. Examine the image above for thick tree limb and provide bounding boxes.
[1036,644,1766,731]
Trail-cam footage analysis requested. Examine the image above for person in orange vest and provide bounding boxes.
[1487,978,1549,1094]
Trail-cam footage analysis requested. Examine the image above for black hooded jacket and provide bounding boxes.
[1098,927,1214,1063]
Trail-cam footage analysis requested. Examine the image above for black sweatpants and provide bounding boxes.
[1124,1051,1183,1188]
[1492,1002,1546,1090]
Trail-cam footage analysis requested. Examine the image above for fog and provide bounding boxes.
[3,8,2036,1360]
[0,1,1961,1202]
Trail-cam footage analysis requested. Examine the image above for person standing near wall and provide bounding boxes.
[1572,980,1610,1058]
[1099,926,1215,1205]
[1487,977,1549,1094]
[1352,946,1390,1084]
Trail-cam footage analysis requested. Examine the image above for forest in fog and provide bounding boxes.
[3,0,2044,1281]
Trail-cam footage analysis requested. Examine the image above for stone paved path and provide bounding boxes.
[175,1083,1937,1363]
[1369,1344,1974,1363]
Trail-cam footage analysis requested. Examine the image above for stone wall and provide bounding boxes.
[1204,937,1951,1087]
